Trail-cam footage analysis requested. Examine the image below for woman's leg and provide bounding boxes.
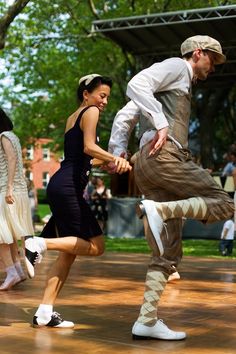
[45,234,105,256]
[24,234,104,278]
[0,243,21,290]
[24,235,105,327]
[10,240,26,280]
[42,252,76,304]
[33,252,76,327]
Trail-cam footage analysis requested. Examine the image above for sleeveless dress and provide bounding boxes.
[40,106,102,239]
[0,131,34,243]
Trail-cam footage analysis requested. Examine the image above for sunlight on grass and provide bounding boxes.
[105,237,236,258]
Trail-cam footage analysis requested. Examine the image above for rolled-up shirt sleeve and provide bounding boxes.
[126,59,185,131]
[108,101,140,157]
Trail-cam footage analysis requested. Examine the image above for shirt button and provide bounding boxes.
[86,171,90,176]
[90,159,93,165]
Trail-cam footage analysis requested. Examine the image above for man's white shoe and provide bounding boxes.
[168,271,181,282]
[132,320,186,340]
[136,199,164,256]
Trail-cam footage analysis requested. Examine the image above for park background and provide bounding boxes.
[0,0,235,257]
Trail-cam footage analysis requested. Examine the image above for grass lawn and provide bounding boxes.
[38,204,235,258]
[105,237,236,259]
[37,204,51,220]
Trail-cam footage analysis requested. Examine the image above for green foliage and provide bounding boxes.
[37,203,51,219]
[37,188,48,204]
[0,0,235,162]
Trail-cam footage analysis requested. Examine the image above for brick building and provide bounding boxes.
[23,138,61,189]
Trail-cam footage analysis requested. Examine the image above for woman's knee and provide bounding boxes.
[90,236,105,256]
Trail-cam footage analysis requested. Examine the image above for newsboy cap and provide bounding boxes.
[181,35,226,64]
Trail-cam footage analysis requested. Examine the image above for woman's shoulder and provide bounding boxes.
[81,105,99,116]
[0,130,18,142]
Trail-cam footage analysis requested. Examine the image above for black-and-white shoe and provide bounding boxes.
[22,236,46,279]
[33,312,74,328]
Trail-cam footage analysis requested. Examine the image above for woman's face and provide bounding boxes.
[85,84,111,112]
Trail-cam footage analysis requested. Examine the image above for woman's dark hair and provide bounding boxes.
[0,108,14,133]
[77,76,112,103]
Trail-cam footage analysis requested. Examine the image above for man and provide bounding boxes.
[108,35,234,340]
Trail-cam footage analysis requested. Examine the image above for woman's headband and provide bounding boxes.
[79,73,101,86]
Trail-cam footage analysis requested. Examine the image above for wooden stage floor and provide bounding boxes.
[0,252,235,354]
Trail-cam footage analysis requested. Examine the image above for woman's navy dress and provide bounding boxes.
[40,106,102,240]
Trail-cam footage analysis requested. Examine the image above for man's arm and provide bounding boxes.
[108,100,140,157]
[126,59,186,154]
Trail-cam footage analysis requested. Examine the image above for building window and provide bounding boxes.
[42,172,50,188]
[43,147,50,161]
[26,145,34,160]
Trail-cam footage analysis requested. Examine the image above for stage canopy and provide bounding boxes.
[91,5,236,87]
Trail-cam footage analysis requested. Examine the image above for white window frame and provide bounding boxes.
[42,172,50,188]
[42,147,50,161]
[26,145,34,160]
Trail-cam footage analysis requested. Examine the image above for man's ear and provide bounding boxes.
[192,49,201,63]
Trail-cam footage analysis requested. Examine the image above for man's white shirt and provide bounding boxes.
[109,57,193,156]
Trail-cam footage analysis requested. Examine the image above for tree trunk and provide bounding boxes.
[196,87,230,169]
[0,0,31,49]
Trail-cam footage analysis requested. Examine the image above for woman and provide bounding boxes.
[23,74,132,328]
[91,176,109,231]
[0,108,34,290]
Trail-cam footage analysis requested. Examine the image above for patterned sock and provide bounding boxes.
[155,197,208,221]
[137,270,168,326]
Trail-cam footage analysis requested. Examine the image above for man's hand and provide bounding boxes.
[149,127,168,156]
[101,152,132,174]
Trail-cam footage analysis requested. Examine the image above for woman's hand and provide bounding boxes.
[113,156,132,174]
[5,186,15,204]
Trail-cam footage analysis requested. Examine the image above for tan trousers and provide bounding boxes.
[134,141,235,273]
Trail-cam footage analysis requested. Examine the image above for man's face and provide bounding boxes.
[194,50,216,80]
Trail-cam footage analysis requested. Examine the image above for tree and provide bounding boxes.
[0,0,31,49]
[0,0,235,169]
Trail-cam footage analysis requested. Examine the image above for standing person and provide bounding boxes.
[23,74,132,328]
[0,108,33,290]
[91,177,109,231]
[108,35,234,340]
[83,175,97,206]
[219,218,234,256]
[27,179,38,224]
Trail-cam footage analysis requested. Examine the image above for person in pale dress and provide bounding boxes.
[0,108,34,290]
